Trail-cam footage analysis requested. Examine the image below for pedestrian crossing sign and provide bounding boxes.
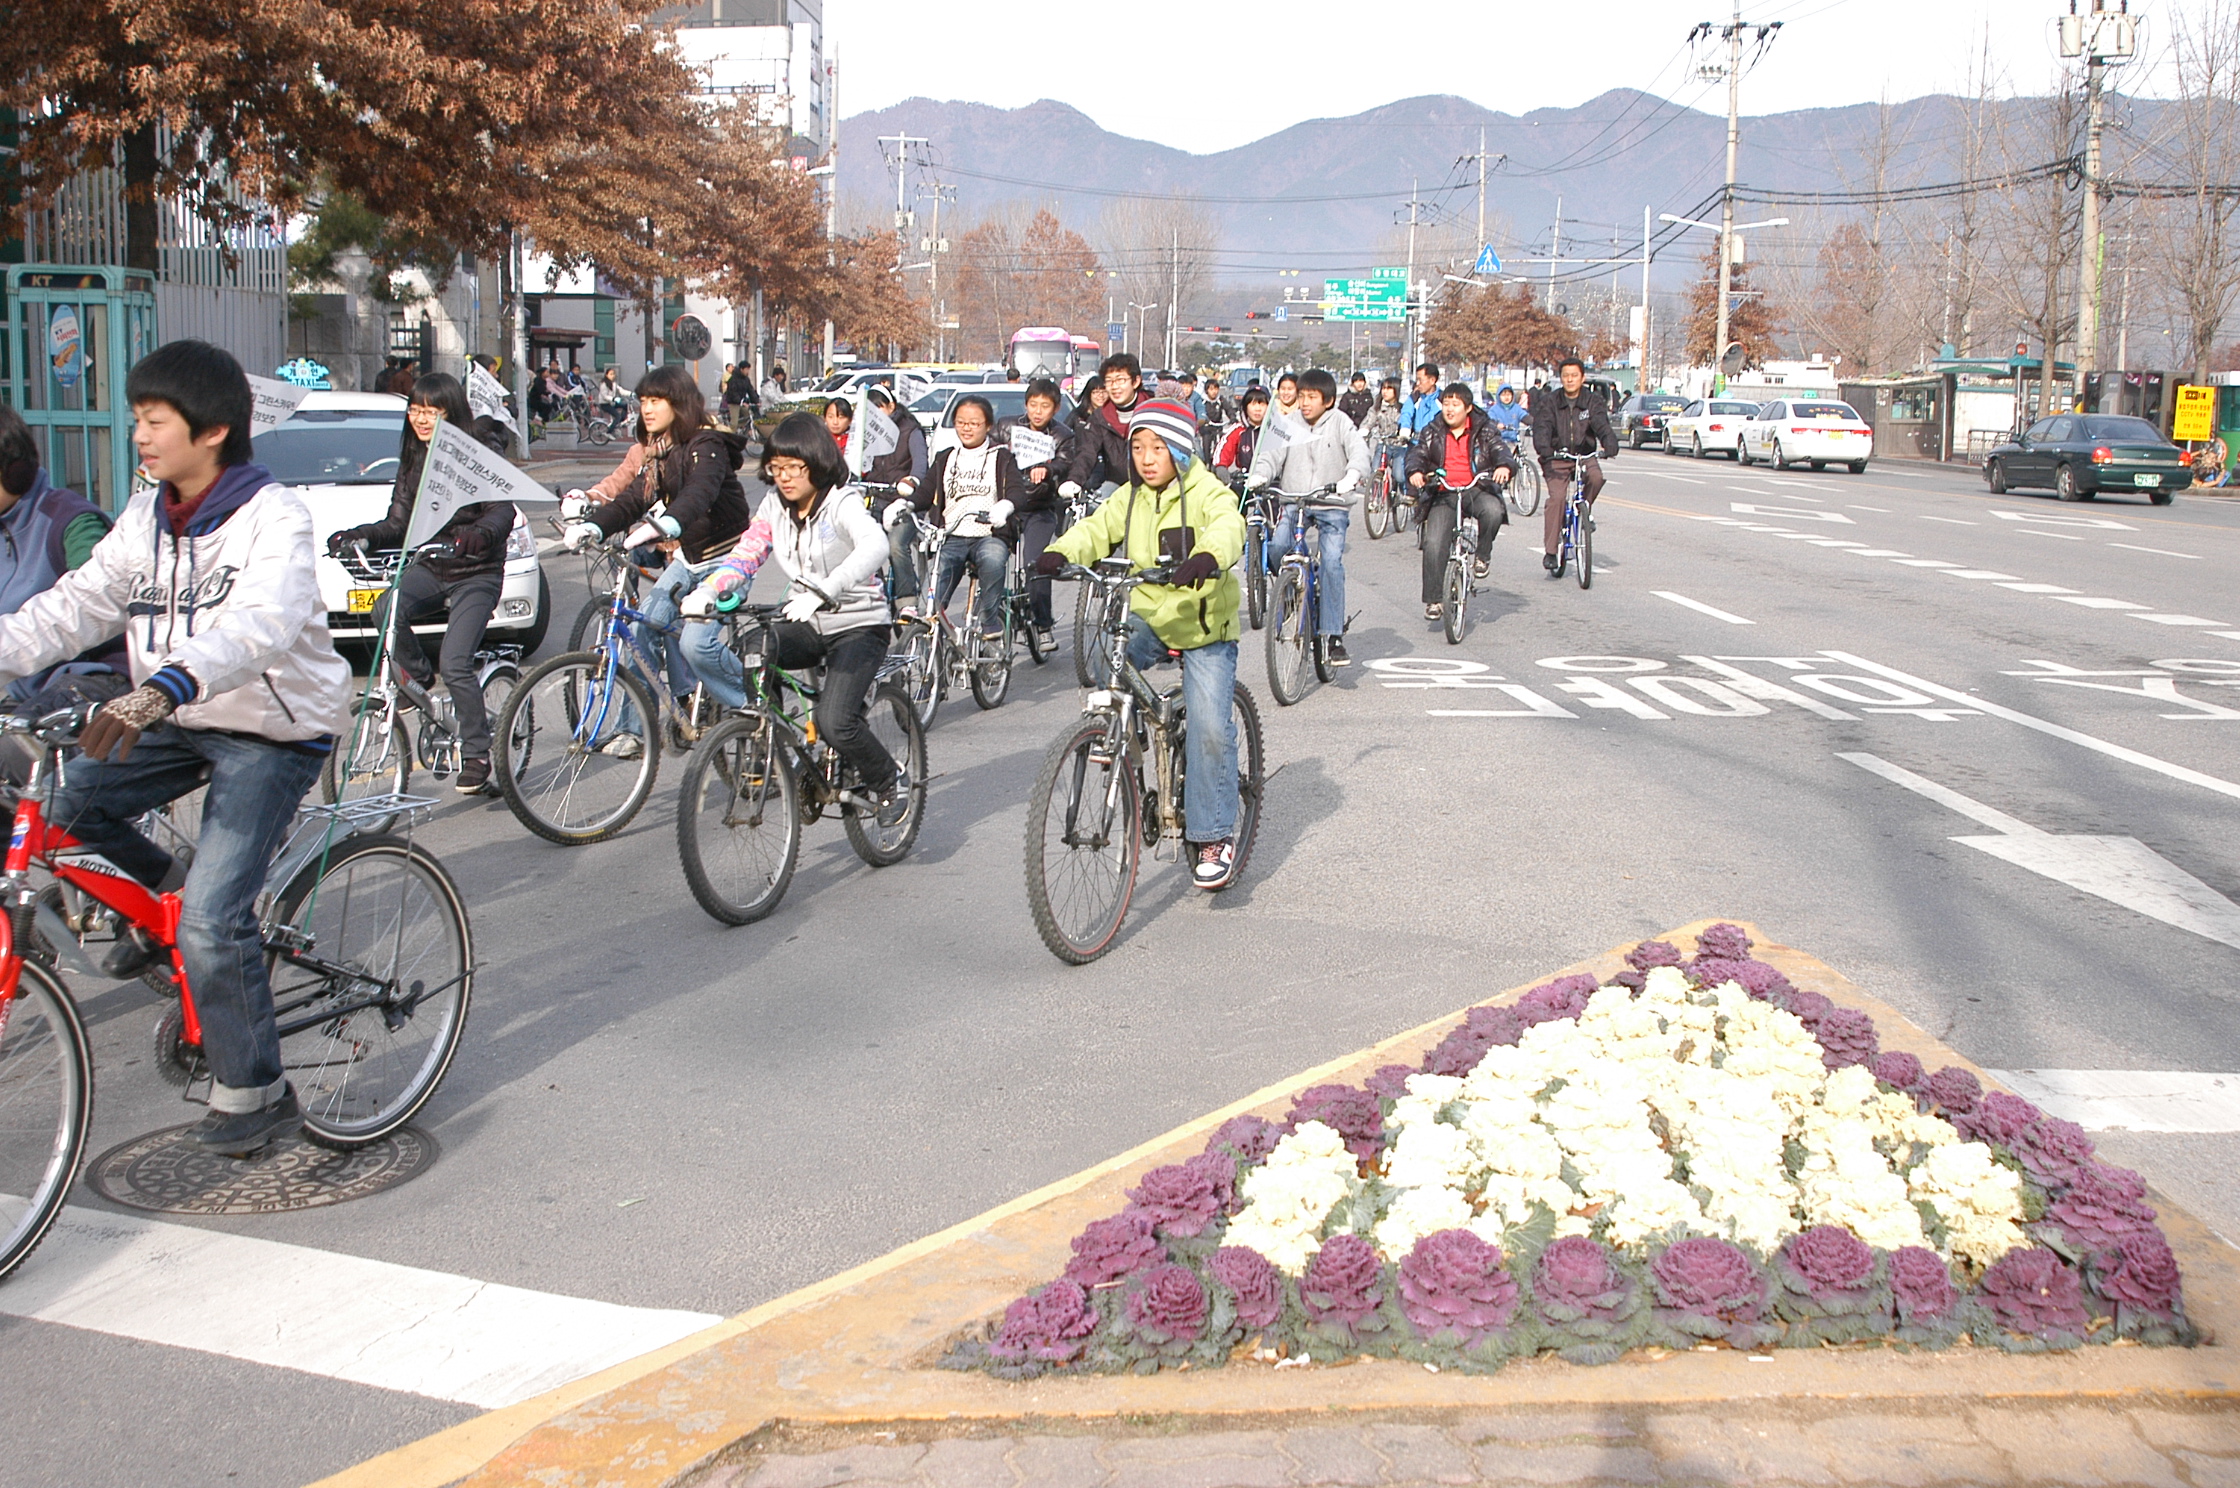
[1473,245,1502,276]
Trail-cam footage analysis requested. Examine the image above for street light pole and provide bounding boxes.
[1692,5,1780,391]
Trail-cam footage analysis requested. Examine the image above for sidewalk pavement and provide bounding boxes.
[697,1399,2240,1487]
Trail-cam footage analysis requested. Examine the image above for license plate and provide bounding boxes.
[2134,474,2162,488]
[347,588,382,613]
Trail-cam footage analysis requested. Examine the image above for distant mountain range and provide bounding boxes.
[838,90,2108,292]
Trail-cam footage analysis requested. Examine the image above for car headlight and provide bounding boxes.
[505,523,536,560]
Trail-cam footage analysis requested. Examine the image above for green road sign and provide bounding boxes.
[1370,266,1407,281]
[1323,277,1407,322]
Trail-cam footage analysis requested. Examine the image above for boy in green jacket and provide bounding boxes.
[1036,400,1248,889]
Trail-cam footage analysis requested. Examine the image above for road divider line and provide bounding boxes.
[1836,752,2043,835]
[2132,614,2227,627]
[0,1204,722,1409]
[1920,515,1978,525]
[1985,1070,2240,1133]
[1847,505,1893,512]
[2111,543,2201,559]
[1821,653,2240,802]
[2055,596,2150,610]
[2018,528,2088,540]
[1653,591,1754,625]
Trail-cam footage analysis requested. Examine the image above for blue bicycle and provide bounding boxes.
[1263,483,1346,707]
[1548,452,1600,589]
[494,524,716,844]
[1226,471,1276,631]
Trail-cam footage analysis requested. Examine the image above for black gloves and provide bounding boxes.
[449,525,492,559]
[1032,551,1068,577]
[1168,552,1221,588]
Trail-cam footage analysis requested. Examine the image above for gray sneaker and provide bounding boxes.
[192,1086,302,1158]
[875,771,912,828]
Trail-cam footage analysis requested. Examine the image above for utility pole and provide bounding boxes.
[1169,226,1180,371]
[915,180,954,360]
[1640,204,1654,388]
[1547,197,1562,310]
[1403,180,1421,372]
[2115,221,2135,373]
[1457,128,1503,251]
[1690,6,1782,391]
[2062,0,2135,379]
[878,132,929,228]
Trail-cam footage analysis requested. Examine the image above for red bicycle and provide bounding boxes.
[0,705,474,1281]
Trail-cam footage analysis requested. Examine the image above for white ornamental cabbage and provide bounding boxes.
[1907,1140,2028,1265]
[1224,1120,1359,1274]
[1373,1182,1475,1257]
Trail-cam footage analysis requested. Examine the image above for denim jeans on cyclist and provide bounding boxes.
[1268,507,1348,637]
[48,725,325,1113]
[933,535,1009,635]
[635,557,703,701]
[1541,456,1604,552]
[1419,487,1507,603]
[1017,510,1059,630]
[887,521,921,602]
[1124,617,1238,845]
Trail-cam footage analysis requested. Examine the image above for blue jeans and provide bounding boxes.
[682,607,748,710]
[50,725,324,1112]
[1125,618,1239,844]
[624,557,707,730]
[1270,507,1349,636]
[933,536,1010,633]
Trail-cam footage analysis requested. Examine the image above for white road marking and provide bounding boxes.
[1985,1070,2240,1133]
[2055,596,2150,610]
[1658,473,1709,485]
[1870,466,1939,478]
[1893,558,1962,567]
[1942,570,2024,580]
[1838,751,2240,951]
[2132,614,2227,627]
[1732,503,1854,524]
[1654,591,1755,625]
[1769,480,1834,491]
[1847,548,1913,557]
[1993,510,2136,529]
[1847,505,1893,512]
[0,1205,722,1408]
[1822,653,2240,801]
[1997,582,2080,593]
[2110,543,2200,559]
[2217,632,2240,643]
[1920,515,1977,525]
[2019,528,2088,540]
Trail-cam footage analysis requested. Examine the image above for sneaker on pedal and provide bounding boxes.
[600,733,643,759]
[1326,637,1351,666]
[1193,838,1237,890]
[101,924,165,981]
[1036,627,1057,653]
[1473,559,1490,579]
[192,1085,302,1158]
[875,771,911,828]
[455,756,492,794]
[1424,603,1442,620]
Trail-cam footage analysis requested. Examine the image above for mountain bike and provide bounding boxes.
[1422,470,1491,646]
[1503,456,1544,516]
[676,598,927,925]
[0,707,473,1281]
[1060,484,1119,686]
[1548,453,1600,589]
[1024,561,1265,965]
[325,550,525,829]
[1231,474,1276,632]
[1365,446,1410,539]
[494,524,718,845]
[1264,485,1349,707]
[900,513,1045,716]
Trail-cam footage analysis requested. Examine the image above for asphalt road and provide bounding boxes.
[6,449,2239,1488]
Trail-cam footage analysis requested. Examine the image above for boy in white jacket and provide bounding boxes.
[0,340,351,1157]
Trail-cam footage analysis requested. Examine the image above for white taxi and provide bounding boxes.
[1663,398,1763,460]
[1736,398,1874,473]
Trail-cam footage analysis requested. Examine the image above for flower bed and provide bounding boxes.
[944,927,2194,1379]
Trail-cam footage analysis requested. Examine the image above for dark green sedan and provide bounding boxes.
[1982,414,2194,505]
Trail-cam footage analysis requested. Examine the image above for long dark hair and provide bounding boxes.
[634,362,708,444]
[397,371,471,492]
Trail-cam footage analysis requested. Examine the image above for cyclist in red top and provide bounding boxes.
[1406,383,1515,620]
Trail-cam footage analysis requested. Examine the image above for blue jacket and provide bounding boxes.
[1487,391,1528,438]
[0,469,123,689]
[1399,389,1442,439]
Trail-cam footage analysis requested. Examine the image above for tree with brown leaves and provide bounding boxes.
[1683,245,1784,367]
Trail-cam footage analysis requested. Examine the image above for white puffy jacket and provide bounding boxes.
[0,466,352,742]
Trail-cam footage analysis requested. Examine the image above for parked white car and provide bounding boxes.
[251,391,550,652]
[1736,398,1875,473]
[1663,398,1763,460]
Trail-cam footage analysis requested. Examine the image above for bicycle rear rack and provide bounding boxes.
[300,793,441,831]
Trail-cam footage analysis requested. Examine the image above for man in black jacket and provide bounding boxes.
[1077,353,1152,496]
[1407,383,1515,618]
[1338,371,1374,428]
[1530,357,1618,576]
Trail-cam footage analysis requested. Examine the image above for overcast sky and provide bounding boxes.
[831,0,2185,154]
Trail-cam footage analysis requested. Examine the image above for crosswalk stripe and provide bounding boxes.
[0,1204,721,1408]
[1987,1070,2240,1134]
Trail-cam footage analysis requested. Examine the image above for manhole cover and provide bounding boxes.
[87,1125,438,1215]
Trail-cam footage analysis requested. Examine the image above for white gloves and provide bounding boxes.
[988,500,1014,528]
[559,492,590,519]
[1336,470,1361,495]
[895,478,917,497]
[680,590,716,618]
[781,588,825,624]
[882,499,912,530]
[622,522,661,550]
[562,522,603,552]
[1058,481,1082,500]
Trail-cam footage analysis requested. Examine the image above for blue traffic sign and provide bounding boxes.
[1473,245,1503,276]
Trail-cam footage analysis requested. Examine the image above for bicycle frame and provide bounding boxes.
[1075,564,1190,848]
[721,606,887,817]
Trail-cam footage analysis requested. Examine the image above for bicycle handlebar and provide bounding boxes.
[1,704,90,745]
[1056,561,1178,589]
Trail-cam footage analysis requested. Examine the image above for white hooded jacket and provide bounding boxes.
[0,465,352,742]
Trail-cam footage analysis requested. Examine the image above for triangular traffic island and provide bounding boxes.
[320,922,2240,1488]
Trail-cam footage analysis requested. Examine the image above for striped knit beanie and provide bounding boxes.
[1126,399,1199,473]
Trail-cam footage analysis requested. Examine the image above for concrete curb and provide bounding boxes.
[313,921,2239,1488]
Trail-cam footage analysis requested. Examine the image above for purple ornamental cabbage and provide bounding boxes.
[1695,922,1753,960]
[1422,1005,1524,1077]
[1627,939,1686,972]
[1211,1245,1283,1332]
[1123,1263,1209,1345]
[1515,974,1599,1027]
[1774,1227,1891,1343]
[990,1279,1099,1364]
[1127,1162,1224,1239]
[1975,1246,2090,1346]
[1812,1008,1880,1070]
[1685,957,1796,1002]
[1889,1245,1965,1347]
[1204,1114,1281,1165]
[1185,1150,1239,1215]
[1396,1229,1520,1349]
[2041,1164,2159,1256]
[1366,1063,1416,1099]
[1063,1211,1163,1287]
[2091,1229,2185,1331]
[1926,1066,1982,1116]
[1783,990,1834,1029]
[1649,1237,1781,1349]
[1531,1236,1648,1364]
[1298,1233,1387,1330]
[2013,1117,2097,1194]
[1869,1051,1927,1093]
[1954,1090,2042,1147]
[1287,1084,1384,1165]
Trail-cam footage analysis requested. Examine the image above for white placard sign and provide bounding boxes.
[1007,427,1057,470]
[860,401,900,461]
[246,374,312,435]
[405,418,556,548]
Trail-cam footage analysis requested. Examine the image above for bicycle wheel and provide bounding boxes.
[1170,681,1266,891]
[0,960,92,1281]
[1244,536,1267,630]
[1392,489,1412,535]
[1022,598,1051,665]
[495,650,659,845]
[1577,504,1594,590]
[1266,566,1312,707]
[1072,582,1099,687]
[843,681,927,867]
[321,698,411,833]
[480,664,526,781]
[565,595,610,656]
[1506,462,1544,517]
[970,620,1013,709]
[678,711,801,925]
[894,619,943,730]
[1024,717,1141,964]
[1365,471,1390,539]
[1443,561,1469,644]
[267,833,472,1149]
